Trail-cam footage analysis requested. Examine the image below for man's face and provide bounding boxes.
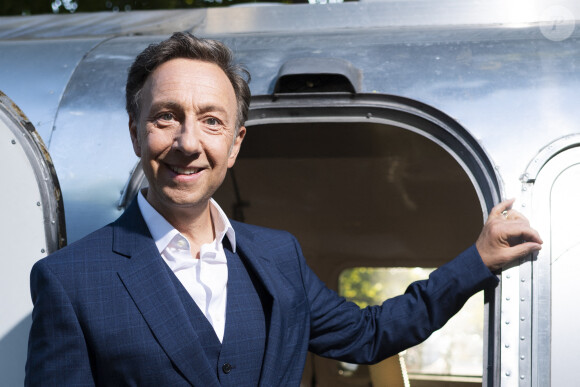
[129,58,245,218]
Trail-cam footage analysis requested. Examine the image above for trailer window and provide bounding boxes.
[339,267,484,380]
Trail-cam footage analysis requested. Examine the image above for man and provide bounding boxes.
[25,32,542,386]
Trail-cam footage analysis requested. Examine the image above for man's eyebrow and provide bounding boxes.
[148,100,182,113]
[197,104,229,116]
[148,101,229,116]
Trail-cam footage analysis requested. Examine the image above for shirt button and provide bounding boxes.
[222,363,232,374]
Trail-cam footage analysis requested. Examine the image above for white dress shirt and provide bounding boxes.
[137,191,235,342]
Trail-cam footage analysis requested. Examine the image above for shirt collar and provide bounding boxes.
[137,191,236,254]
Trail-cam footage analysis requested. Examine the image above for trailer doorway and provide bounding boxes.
[212,93,502,386]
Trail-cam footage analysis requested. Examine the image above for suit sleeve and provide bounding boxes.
[25,259,95,386]
[296,240,499,364]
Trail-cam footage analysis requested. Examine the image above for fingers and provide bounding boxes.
[506,221,543,245]
[477,199,543,271]
[491,198,515,218]
[487,242,542,271]
[498,207,543,245]
[502,208,526,223]
[505,241,543,261]
[489,201,530,228]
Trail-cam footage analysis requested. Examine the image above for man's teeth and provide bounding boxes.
[171,166,199,175]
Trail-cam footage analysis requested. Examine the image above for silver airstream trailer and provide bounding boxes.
[1,1,579,385]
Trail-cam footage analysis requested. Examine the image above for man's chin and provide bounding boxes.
[147,189,210,213]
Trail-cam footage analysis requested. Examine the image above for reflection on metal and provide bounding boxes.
[118,161,147,210]
[0,92,65,387]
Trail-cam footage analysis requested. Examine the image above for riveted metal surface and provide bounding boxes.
[500,263,520,387]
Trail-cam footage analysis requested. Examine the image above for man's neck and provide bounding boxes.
[144,192,216,259]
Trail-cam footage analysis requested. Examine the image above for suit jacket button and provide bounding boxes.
[222,363,232,374]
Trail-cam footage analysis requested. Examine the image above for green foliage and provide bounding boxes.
[339,267,433,308]
[1,0,52,15]
[0,0,307,16]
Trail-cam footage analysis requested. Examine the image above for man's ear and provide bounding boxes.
[129,116,141,157]
[228,126,246,168]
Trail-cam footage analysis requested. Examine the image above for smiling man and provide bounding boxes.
[25,32,542,386]
[130,58,245,259]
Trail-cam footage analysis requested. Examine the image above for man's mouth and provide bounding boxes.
[169,165,201,175]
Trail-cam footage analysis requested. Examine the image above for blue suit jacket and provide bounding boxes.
[25,200,498,386]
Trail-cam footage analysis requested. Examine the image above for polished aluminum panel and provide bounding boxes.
[0,38,103,141]
[219,23,580,202]
[549,159,580,387]
[0,93,64,387]
[0,10,205,39]
[204,0,580,35]
[528,143,580,387]
[45,36,150,242]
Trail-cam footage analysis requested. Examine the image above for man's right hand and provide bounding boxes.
[475,199,543,272]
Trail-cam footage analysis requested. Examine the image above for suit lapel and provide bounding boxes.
[232,224,288,386]
[113,200,219,387]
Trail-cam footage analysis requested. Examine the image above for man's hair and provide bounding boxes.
[125,32,251,130]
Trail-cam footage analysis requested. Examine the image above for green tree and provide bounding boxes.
[0,0,310,16]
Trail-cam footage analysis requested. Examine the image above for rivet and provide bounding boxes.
[505,343,510,348]
[521,278,525,282]
[521,355,525,360]
[11,139,16,144]
[36,202,41,206]
[505,320,510,325]
[41,249,45,253]
[521,336,525,341]
[522,203,527,207]
[506,371,511,377]
[521,375,525,380]
[523,187,527,191]
[506,297,511,301]
[521,297,525,302]
[521,316,525,321]
[366,113,373,119]
[506,274,511,279]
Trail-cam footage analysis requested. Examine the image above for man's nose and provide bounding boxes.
[174,120,202,155]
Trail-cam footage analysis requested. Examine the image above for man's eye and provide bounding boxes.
[158,113,175,121]
[205,117,221,126]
